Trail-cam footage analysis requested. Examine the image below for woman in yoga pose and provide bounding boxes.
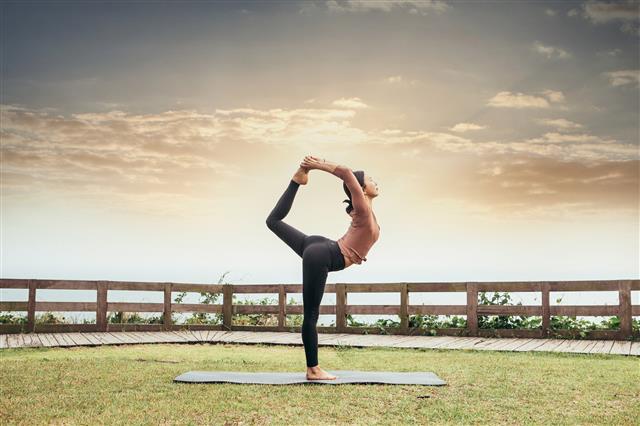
[266,155,380,380]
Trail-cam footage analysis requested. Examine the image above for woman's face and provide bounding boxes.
[363,174,379,197]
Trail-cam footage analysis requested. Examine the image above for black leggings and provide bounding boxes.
[266,179,345,367]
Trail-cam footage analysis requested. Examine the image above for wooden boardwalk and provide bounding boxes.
[0,331,638,356]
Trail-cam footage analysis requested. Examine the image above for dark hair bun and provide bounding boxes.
[343,198,354,215]
[342,170,365,215]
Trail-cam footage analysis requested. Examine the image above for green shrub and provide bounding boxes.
[0,313,27,325]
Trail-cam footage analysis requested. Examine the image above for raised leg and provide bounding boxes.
[266,180,308,257]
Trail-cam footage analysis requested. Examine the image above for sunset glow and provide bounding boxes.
[1,1,638,286]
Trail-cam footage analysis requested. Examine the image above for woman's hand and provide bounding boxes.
[300,155,326,171]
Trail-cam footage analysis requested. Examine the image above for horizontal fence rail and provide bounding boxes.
[0,279,638,339]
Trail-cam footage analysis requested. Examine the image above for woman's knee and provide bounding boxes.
[303,308,320,323]
[266,216,277,230]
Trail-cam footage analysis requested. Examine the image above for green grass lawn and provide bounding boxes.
[1,342,638,425]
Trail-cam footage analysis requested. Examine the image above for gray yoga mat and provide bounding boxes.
[174,370,446,385]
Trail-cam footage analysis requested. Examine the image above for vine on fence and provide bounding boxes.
[478,291,538,329]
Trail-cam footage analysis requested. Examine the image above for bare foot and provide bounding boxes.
[306,366,337,380]
[292,166,309,185]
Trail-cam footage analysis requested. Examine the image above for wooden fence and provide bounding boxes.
[0,279,638,339]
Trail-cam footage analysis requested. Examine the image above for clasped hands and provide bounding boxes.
[300,155,326,171]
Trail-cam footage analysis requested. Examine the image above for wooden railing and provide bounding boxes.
[0,279,638,339]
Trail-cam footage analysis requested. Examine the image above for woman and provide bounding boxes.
[265,155,380,380]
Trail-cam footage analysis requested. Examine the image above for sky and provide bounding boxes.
[1,0,639,309]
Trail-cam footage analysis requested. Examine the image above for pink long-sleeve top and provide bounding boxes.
[331,165,380,265]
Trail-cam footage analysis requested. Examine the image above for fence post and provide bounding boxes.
[336,283,347,332]
[96,281,108,332]
[541,281,550,338]
[26,280,36,333]
[223,284,233,330]
[400,283,409,334]
[163,283,172,331]
[618,280,632,340]
[466,282,478,337]
[278,284,286,331]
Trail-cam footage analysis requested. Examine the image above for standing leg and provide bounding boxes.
[301,242,331,368]
[266,180,307,257]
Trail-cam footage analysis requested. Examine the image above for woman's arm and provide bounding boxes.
[301,156,368,214]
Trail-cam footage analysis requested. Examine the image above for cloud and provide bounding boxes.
[3,103,634,169]
[2,103,637,218]
[537,118,584,130]
[0,105,288,210]
[582,0,639,23]
[425,132,637,162]
[487,90,565,109]
[525,132,615,144]
[596,47,623,57]
[450,122,487,133]
[507,132,639,162]
[577,0,640,36]
[0,102,373,209]
[602,69,640,88]
[620,20,640,35]
[325,0,451,16]
[544,8,557,16]
[331,97,370,109]
[382,75,421,87]
[532,41,572,59]
[464,154,639,216]
[540,90,566,103]
[367,125,637,163]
